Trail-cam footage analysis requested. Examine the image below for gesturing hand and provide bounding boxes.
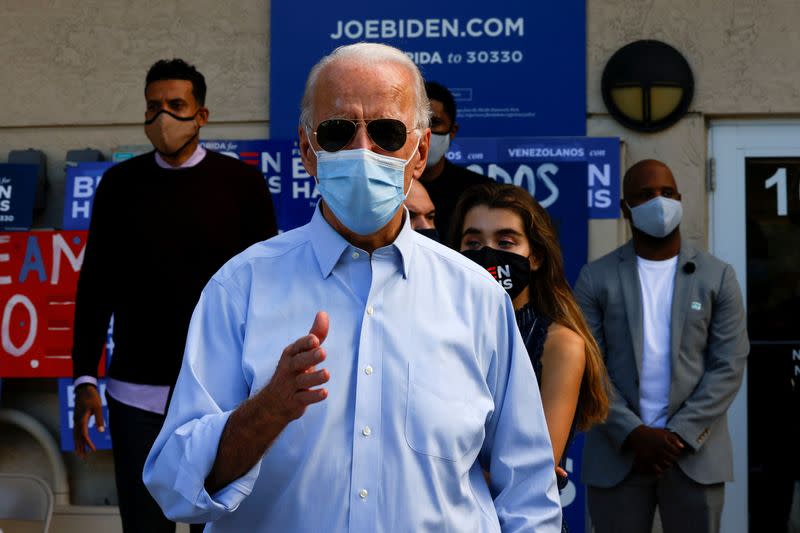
[73,384,105,459]
[626,425,685,477]
[260,311,331,423]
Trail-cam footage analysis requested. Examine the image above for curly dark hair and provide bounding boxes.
[145,58,206,105]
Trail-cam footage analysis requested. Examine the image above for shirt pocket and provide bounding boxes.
[404,363,485,462]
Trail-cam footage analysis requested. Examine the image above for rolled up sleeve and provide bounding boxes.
[143,277,257,524]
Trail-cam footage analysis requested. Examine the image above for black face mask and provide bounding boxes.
[415,227,440,242]
[461,247,531,299]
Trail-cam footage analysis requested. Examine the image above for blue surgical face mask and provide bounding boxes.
[314,138,419,235]
[626,196,683,238]
[425,132,450,168]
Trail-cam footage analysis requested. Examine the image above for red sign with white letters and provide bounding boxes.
[0,230,98,377]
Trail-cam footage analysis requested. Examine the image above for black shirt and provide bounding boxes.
[421,160,492,245]
[71,150,277,385]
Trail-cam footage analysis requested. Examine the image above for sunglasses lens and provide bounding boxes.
[316,119,356,152]
[367,119,408,152]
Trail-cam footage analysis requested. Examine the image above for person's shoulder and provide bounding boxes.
[97,153,155,190]
[543,323,586,367]
[203,150,260,176]
[212,225,312,284]
[105,152,155,175]
[583,243,628,272]
[692,247,730,270]
[690,246,737,283]
[547,323,585,352]
[445,160,493,185]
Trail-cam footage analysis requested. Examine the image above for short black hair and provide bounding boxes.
[425,81,456,123]
[145,59,207,106]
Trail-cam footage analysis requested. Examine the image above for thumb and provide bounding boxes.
[309,311,329,345]
[93,400,106,432]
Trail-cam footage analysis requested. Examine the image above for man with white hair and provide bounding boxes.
[144,42,561,532]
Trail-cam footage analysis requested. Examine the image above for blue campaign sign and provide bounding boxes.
[63,162,114,230]
[201,139,293,229]
[270,1,586,138]
[0,163,38,230]
[58,378,112,451]
[449,137,621,219]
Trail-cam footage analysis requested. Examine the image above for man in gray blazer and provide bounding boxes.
[575,159,748,533]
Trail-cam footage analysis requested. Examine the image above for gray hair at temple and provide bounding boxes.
[299,42,431,132]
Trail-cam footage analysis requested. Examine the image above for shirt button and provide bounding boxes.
[366,305,374,316]
[359,489,368,499]
[352,251,360,259]
[364,365,374,375]
[362,426,372,437]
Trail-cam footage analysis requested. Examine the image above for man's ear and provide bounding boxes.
[620,199,631,220]
[196,107,210,127]
[410,128,430,180]
[299,126,317,177]
[450,122,459,140]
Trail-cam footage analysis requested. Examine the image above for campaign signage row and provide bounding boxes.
[270,1,586,138]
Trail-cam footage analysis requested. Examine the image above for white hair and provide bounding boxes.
[299,42,431,131]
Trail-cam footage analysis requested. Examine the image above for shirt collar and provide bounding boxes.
[309,203,414,279]
[154,144,207,169]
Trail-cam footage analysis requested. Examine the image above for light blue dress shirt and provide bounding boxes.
[144,206,561,532]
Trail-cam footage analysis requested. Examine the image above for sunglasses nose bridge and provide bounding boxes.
[348,121,375,150]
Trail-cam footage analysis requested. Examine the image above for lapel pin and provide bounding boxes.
[691,301,702,311]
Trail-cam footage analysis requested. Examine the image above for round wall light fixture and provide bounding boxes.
[601,40,694,133]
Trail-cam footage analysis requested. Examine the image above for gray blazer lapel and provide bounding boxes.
[618,242,644,377]
[668,240,698,412]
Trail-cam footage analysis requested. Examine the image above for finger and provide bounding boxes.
[555,466,568,479]
[73,427,86,459]
[93,403,106,433]
[282,334,321,360]
[294,388,328,406]
[309,311,329,345]
[668,433,686,449]
[295,368,330,390]
[291,347,327,373]
[80,413,96,453]
[663,441,682,457]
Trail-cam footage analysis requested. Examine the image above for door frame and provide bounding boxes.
[708,119,800,533]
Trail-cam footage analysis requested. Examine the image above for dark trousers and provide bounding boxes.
[587,467,725,533]
[107,393,205,533]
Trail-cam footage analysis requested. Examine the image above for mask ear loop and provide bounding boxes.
[402,132,422,198]
[304,127,322,185]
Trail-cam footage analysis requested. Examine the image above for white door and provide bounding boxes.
[709,121,800,533]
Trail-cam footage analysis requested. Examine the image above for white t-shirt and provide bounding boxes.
[636,255,678,428]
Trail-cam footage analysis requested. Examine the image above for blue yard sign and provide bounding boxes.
[270,1,586,138]
[63,162,114,230]
[0,163,39,230]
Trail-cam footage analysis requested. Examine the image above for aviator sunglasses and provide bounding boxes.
[313,118,415,153]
